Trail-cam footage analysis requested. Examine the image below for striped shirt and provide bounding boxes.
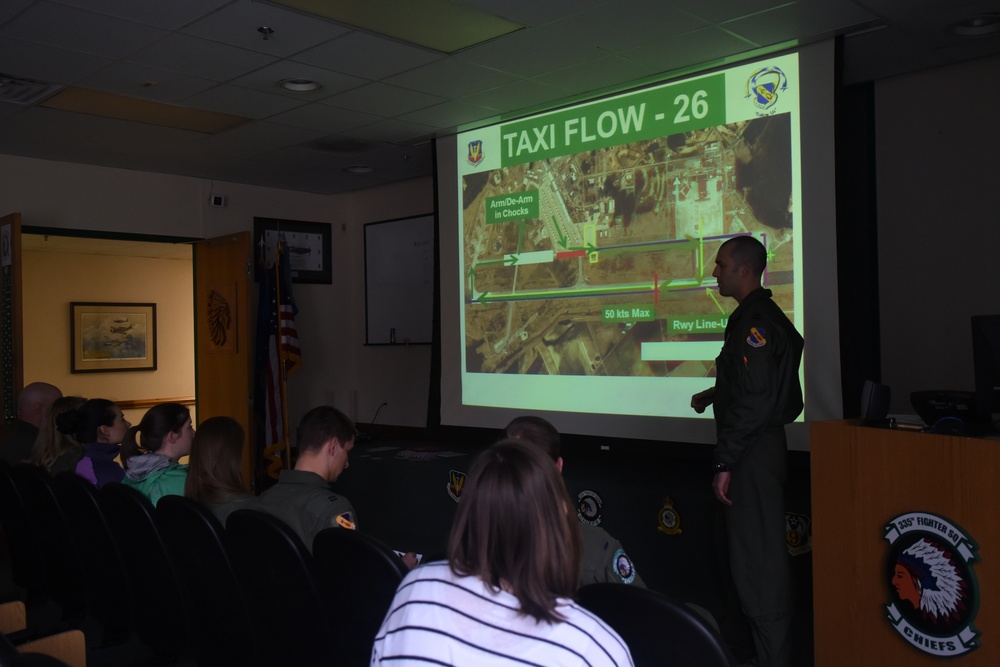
[371,561,634,666]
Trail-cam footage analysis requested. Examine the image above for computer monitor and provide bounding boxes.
[971,314,1000,430]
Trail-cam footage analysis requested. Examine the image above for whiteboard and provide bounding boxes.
[364,214,435,345]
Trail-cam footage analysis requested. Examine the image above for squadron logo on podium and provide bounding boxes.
[883,511,980,657]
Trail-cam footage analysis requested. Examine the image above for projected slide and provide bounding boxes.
[455,54,802,419]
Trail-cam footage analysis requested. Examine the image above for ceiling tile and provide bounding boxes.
[322,82,445,116]
[0,2,166,58]
[0,37,113,84]
[723,2,877,47]
[229,60,367,100]
[181,0,350,57]
[79,62,218,103]
[269,103,382,133]
[543,3,708,53]
[456,27,604,78]
[293,31,443,80]
[50,0,230,29]
[459,78,572,115]
[396,99,501,129]
[458,0,605,27]
[384,58,519,97]
[622,26,759,73]
[534,54,664,97]
[129,34,278,82]
[185,84,305,118]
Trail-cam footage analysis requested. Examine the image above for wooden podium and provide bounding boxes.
[812,420,1000,665]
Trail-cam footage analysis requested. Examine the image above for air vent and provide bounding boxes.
[0,75,63,105]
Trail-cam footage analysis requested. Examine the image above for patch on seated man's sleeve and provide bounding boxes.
[335,512,356,530]
[612,548,637,584]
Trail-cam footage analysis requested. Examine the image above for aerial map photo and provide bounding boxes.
[461,113,796,380]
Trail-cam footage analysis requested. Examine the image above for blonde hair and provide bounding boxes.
[30,396,86,470]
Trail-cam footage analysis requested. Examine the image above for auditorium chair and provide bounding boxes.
[227,509,338,667]
[156,495,260,667]
[577,583,737,667]
[98,483,193,662]
[312,527,409,667]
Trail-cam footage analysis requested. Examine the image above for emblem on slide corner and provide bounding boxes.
[467,140,484,167]
[884,511,979,657]
[745,66,788,111]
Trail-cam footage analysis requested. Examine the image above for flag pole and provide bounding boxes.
[274,243,292,471]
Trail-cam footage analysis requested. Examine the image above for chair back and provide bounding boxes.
[0,461,48,600]
[7,465,84,616]
[155,495,260,667]
[50,472,131,641]
[226,509,337,667]
[312,528,409,667]
[98,482,192,660]
[576,583,737,667]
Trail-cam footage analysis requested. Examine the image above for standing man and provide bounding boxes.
[1,381,62,463]
[691,235,803,667]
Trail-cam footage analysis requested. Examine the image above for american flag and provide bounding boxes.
[254,242,299,482]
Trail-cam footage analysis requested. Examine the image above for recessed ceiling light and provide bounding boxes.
[947,13,1000,37]
[344,165,375,174]
[279,78,321,92]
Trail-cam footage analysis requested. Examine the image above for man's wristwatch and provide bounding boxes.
[712,461,731,474]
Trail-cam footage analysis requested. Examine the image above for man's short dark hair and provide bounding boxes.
[721,235,767,276]
[296,406,356,453]
[504,415,560,462]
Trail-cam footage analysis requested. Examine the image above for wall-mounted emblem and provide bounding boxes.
[884,511,979,657]
[656,496,682,535]
[576,490,603,525]
[447,470,467,503]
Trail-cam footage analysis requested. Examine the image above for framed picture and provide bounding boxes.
[71,302,157,373]
[254,217,332,284]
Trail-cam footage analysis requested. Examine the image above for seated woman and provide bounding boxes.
[62,398,130,487]
[29,395,87,474]
[371,439,633,666]
[184,415,255,523]
[121,402,194,506]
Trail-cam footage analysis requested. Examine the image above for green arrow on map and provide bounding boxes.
[705,287,726,314]
[552,215,568,249]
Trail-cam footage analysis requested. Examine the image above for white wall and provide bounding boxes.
[0,155,434,430]
[876,53,1000,413]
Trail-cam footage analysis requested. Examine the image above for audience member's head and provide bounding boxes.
[185,415,245,505]
[294,405,357,482]
[121,402,193,468]
[504,415,562,468]
[61,398,129,445]
[448,438,581,623]
[30,395,86,470]
[17,382,62,428]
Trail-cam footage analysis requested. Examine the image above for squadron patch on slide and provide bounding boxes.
[656,496,682,535]
[576,490,603,525]
[467,140,484,167]
[746,326,767,348]
[612,548,637,584]
[447,470,467,503]
[884,511,979,657]
[785,512,811,556]
[746,65,788,111]
[335,512,356,530]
